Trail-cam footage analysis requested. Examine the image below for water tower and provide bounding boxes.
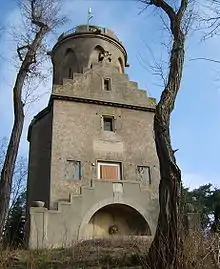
[27,24,160,248]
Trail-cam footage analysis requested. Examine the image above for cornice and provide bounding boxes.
[27,95,156,142]
[51,94,156,113]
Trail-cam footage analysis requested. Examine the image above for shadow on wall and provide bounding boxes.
[61,48,79,80]
[57,45,125,84]
[86,203,151,239]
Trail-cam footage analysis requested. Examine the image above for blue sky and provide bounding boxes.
[0,0,219,190]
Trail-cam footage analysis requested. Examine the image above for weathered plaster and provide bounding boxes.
[27,25,160,249]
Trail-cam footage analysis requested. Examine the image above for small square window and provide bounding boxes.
[137,166,151,185]
[103,78,111,91]
[103,116,114,132]
[65,160,81,180]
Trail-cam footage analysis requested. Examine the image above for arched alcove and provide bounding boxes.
[81,203,151,239]
[61,48,79,80]
[118,57,124,73]
[89,45,105,68]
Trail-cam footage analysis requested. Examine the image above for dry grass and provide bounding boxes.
[0,237,151,269]
[178,231,219,269]
[0,233,219,269]
[72,237,151,268]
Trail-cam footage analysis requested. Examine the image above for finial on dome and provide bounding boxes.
[87,7,93,30]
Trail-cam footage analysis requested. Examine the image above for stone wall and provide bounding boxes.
[27,110,53,208]
[49,63,159,206]
[52,29,127,84]
[29,181,159,249]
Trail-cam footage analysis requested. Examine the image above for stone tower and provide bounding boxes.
[27,25,160,249]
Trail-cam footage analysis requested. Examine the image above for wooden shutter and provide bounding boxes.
[100,165,118,180]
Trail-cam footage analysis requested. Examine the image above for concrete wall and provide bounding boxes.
[27,110,53,208]
[50,99,159,205]
[29,180,159,249]
[87,204,151,238]
[52,32,127,84]
[50,63,159,207]
[53,63,155,108]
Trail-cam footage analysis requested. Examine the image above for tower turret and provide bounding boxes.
[51,25,128,85]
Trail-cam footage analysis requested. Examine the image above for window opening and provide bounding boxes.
[99,52,104,62]
[65,160,81,180]
[68,68,73,79]
[103,78,111,91]
[137,166,151,185]
[103,116,114,132]
[97,162,121,180]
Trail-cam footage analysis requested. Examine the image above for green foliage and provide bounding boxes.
[181,183,220,232]
[3,190,26,248]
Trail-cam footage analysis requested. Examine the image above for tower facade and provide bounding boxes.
[27,25,160,248]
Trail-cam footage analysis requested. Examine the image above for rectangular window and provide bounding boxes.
[103,78,111,91]
[65,160,81,180]
[137,166,151,185]
[97,162,121,180]
[103,116,114,132]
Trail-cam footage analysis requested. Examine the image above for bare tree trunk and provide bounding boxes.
[0,25,48,237]
[0,0,66,239]
[140,1,188,268]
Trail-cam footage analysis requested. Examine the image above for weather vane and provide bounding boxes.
[87,8,93,30]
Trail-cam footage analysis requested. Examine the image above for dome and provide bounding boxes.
[50,25,128,85]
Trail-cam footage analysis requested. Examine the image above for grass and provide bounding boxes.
[0,233,219,269]
[0,237,150,269]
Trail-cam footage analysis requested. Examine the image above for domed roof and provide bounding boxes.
[57,24,122,44]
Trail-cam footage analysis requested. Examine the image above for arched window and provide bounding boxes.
[89,45,105,67]
[61,48,78,79]
[118,57,124,73]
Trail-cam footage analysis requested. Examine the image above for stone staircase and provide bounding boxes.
[29,180,158,249]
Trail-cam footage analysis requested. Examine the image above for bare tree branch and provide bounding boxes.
[139,0,190,268]
[17,45,30,61]
[0,138,27,215]
[140,0,176,23]
[0,0,67,237]
[199,0,220,39]
[178,0,188,20]
[190,57,220,64]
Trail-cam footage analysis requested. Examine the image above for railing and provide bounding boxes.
[63,26,78,36]
[58,25,120,42]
